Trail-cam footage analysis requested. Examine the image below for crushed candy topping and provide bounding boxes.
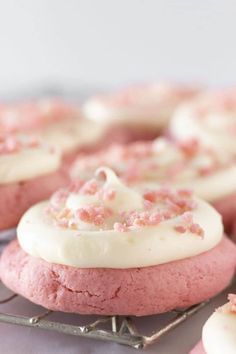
[47,168,204,237]
[174,212,204,238]
[0,99,77,133]
[71,138,231,185]
[0,135,42,155]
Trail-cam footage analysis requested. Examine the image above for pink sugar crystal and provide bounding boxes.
[0,99,77,133]
[174,212,204,238]
[76,206,112,226]
[0,135,41,155]
[102,188,116,201]
[189,223,204,238]
[177,139,200,157]
[68,180,85,193]
[174,225,186,233]
[0,136,21,153]
[80,179,98,195]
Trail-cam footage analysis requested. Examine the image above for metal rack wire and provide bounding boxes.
[0,233,208,349]
[0,278,208,348]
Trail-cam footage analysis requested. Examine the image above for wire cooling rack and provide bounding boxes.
[0,286,208,349]
[0,233,208,349]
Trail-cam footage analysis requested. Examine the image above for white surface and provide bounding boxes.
[0,1,236,93]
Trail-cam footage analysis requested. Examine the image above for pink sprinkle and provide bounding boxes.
[161,210,173,220]
[0,99,77,133]
[148,212,163,224]
[178,189,193,198]
[80,179,98,195]
[102,188,116,201]
[113,222,128,232]
[177,139,200,157]
[189,223,204,238]
[174,225,186,233]
[143,191,157,203]
[76,206,112,226]
[174,212,204,238]
[68,180,85,193]
[0,136,21,154]
[199,166,215,176]
[0,135,42,155]
[181,212,193,225]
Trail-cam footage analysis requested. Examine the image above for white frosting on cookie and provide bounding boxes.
[0,99,105,154]
[202,298,236,354]
[18,168,223,269]
[71,138,236,202]
[40,118,105,153]
[83,83,199,129]
[0,137,61,184]
[139,167,236,203]
[170,89,236,154]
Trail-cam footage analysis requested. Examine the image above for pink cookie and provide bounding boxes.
[0,169,69,230]
[190,341,205,354]
[100,125,162,145]
[213,192,236,236]
[0,237,235,316]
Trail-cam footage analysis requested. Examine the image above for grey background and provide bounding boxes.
[0,0,235,95]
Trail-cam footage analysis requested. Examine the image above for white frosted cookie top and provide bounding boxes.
[18,167,223,268]
[83,83,199,130]
[202,294,236,354]
[40,114,105,153]
[0,135,61,184]
[0,99,76,132]
[0,99,104,153]
[71,138,236,202]
[170,88,236,154]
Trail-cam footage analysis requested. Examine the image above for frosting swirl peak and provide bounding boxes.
[47,167,203,235]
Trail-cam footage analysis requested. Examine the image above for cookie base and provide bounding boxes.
[213,192,236,238]
[0,237,235,316]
